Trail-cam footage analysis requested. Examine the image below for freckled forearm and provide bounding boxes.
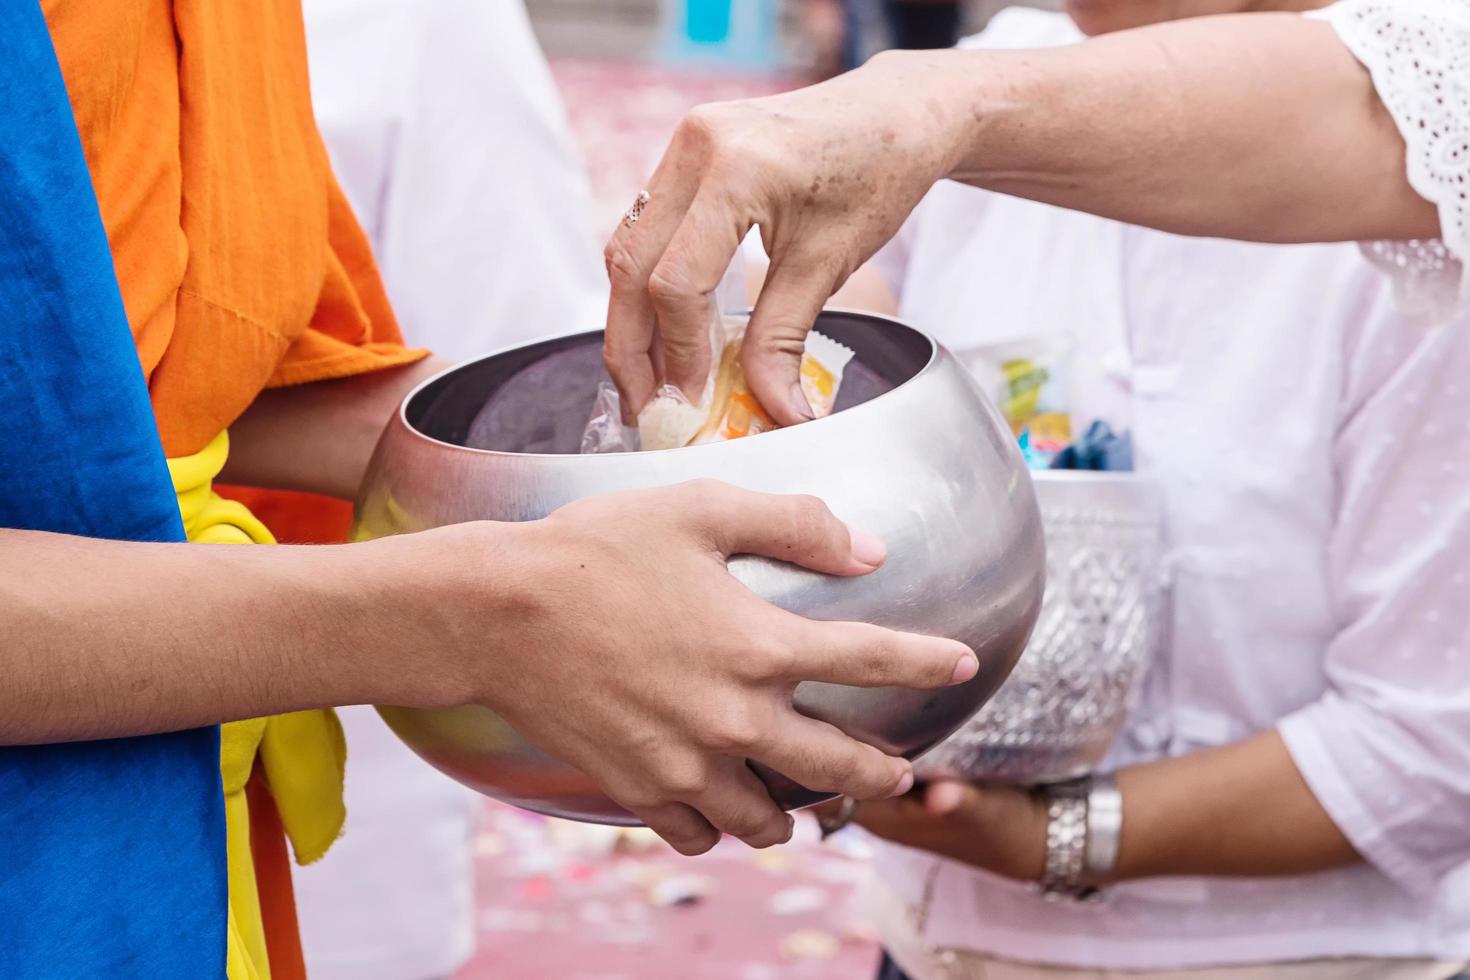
[924,14,1434,244]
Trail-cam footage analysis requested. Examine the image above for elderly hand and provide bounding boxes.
[821,779,1049,882]
[602,51,963,427]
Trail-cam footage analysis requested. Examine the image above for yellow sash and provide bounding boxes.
[167,431,347,980]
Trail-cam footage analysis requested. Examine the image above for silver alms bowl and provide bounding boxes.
[917,471,1166,785]
[351,310,1046,825]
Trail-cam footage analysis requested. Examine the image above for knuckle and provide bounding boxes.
[603,236,643,288]
[861,626,899,670]
[748,323,813,360]
[834,747,893,799]
[646,262,698,308]
[661,760,712,800]
[705,704,766,754]
[824,750,864,790]
[725,810,778,840]
[672,831,717,856]
[867,48,903,70]
[783,494,836,549]
[673,479,729,519]
[600,345,626,378]
[743,638,795,683]
[681,477,726,499]
[675,103,725,151]
[617,787,662,812]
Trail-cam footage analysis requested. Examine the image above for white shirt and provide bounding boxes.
[868,7,1470,970]
[293,2,606,977]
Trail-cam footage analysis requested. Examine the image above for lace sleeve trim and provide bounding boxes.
[1312,0,1470,313]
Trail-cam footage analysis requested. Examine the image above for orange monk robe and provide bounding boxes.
[43,0,426,459]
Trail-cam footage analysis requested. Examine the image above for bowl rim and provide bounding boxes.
[392,308,941,461]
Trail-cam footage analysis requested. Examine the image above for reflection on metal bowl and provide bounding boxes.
[917,471,1167,785]
[352,310,1046,824]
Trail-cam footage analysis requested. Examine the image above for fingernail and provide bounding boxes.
[848,527,888,568]
[789,382,815,422]
[951,652,979,684]
[891,768,914,798]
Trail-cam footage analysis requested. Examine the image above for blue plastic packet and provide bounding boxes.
[1050,419,1134,472]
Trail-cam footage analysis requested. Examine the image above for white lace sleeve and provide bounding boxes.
[1310,0,1470,313]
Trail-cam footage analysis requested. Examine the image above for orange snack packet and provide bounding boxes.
[689,327,852,444]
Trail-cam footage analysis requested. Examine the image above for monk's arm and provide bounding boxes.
[0,525,479,742]
[220,356,451,500]
[0,483,971,855]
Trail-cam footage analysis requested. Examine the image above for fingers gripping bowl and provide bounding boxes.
[351,310,1046,825]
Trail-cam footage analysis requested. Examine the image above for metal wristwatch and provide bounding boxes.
[1037,773,1122,900]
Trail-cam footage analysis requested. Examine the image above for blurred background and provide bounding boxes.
[533,0,1059,227]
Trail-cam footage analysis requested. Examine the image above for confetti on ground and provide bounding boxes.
[456,803,878,979]
[768,886,828,917]
[779,929,842,961]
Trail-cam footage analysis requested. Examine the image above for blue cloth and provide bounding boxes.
[0,6,226,977]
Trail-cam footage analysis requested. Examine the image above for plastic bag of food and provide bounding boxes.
[578,381,640,455]
[687,327,853,445]
[581,317,853,454]
[636,307,739,452]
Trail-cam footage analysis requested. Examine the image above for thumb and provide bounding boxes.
[743,256,836,427]
[925,780,983,817]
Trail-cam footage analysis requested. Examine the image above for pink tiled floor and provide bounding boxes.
[454,59,880,980]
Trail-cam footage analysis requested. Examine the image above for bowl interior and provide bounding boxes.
[405,311,935,454]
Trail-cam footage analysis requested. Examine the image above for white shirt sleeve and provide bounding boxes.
[1277,298,1470,896]
[1311,0,1470,313]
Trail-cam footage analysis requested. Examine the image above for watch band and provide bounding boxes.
[1039,778,1089,897]
[1039,773,1124,899]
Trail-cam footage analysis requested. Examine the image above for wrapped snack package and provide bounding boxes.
[688,327,852,445]
[581,316,853,454]
[636,308,738,452]
[961,337,1073,470]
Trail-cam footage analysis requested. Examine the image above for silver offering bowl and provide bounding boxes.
[352,310,1046,824]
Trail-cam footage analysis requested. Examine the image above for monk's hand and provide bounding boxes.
[474,481,978,856]
[822,779,1049,882]
[602,52,963,426]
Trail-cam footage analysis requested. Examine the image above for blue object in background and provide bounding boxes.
[686,0,733,43]
[0,4,226,977]
[1051,420,1135,472]
[660,0,782,70]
